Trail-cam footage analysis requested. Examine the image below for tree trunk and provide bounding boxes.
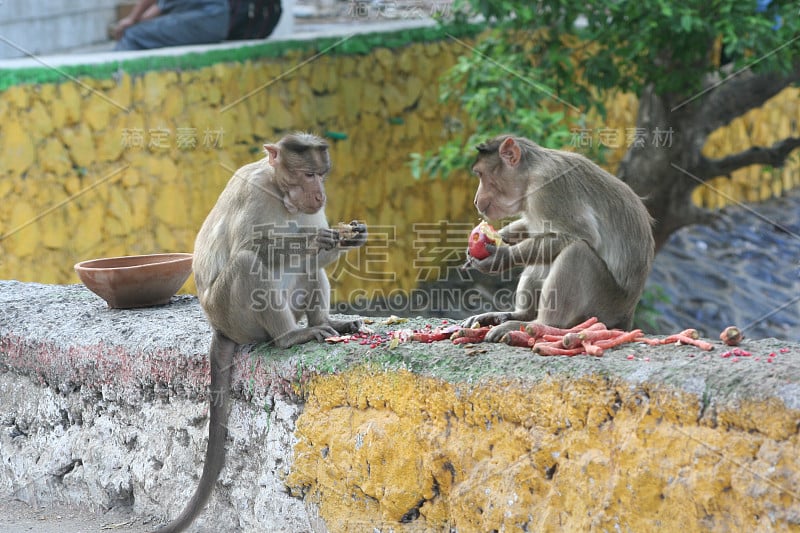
[616,86,713,251]
[617,67,800,252]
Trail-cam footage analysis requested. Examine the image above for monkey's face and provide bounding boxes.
[265,138,332,215]
[283,170,327,214]
[472,156,525,220]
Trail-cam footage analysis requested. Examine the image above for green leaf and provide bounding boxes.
[680,13,694,32]
[408,153,422,180]
[412,0,800,179]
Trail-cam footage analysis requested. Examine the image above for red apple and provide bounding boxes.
[468,221,503,259]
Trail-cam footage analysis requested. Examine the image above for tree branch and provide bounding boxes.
[699,137,800,178]
[691,67,800,135]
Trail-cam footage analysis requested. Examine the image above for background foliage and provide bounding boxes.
[413,0,799,179]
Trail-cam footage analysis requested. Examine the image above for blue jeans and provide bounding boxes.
[116,0,230,51]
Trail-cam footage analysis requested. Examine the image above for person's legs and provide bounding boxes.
[116,1,229,51]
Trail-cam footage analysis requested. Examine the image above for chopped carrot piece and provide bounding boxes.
[570,317,599,330]
[674,335,714,351]
[594,329,644,349]
[582,342,604,356]
[501,330,536,347]
[561,332,583,349]
[563,329,625,349]
[451,327,490,341]
[532,342,584,356]
[525,323,572,338]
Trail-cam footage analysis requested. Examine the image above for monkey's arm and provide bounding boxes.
[470,232,572,274]
[498,219,531,244]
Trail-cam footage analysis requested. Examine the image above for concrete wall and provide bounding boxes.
[0,0,294,59]
[0,0,119,59]
[0,281,316,531]
[2,281,799,531]
[0,372,314,531]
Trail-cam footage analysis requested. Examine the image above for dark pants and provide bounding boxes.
[116,0,230,51]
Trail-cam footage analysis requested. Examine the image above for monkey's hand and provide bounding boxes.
[468,244,511,274]
[314,228,340,251]
[338,221,368,248]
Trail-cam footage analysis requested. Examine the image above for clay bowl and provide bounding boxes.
[74,253,193,309]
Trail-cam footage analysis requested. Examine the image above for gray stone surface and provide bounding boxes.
[1,280,798,531]
[0,499,153,533]
[0,281,316,532]
[0,0,118,59]
[0,371,312,532]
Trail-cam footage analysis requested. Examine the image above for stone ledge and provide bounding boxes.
[2,280,797,413]
[0,371,314,532]
[0,18,435,69]
[0,281,318,531]
[1,281,799,531]
[0,281,316,407]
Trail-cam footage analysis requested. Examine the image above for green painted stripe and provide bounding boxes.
[0,23,480,91]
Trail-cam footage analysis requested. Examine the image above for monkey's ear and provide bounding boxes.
[499,137,521,167]
[264,144,279,166]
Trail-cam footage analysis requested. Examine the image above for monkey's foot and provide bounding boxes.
[274,325,339,348]
[483,320,527,343]
[328,317,363,334]
[461,312,512,329]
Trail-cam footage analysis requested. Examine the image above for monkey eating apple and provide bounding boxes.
[468,221,503,259]
[461,134,654,342]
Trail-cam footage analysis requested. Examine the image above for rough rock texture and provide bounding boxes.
[1,281,799,532]
[646,186,800,342]
[0,281,314,532]
[291,370,800,532]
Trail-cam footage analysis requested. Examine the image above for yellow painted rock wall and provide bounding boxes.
[0,41,473,298]
[0,40,799,299]
[288,369,800,532]
[695,87,800,207]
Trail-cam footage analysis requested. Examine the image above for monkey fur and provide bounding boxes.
[463,134,654,341]
[152,133,366,532]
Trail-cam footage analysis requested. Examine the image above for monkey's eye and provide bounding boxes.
[304,172,316,178]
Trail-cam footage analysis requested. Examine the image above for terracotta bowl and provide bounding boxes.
[74,253,193,309]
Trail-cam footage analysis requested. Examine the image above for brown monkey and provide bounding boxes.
[153,133,366,532]
[463,135,654,341]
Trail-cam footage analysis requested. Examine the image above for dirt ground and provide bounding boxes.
[0,500,154,533]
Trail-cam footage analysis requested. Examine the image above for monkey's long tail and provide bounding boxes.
[152,331,236,533]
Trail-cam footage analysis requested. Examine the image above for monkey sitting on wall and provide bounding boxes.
[463,134,654,342]
[153,133,366,533]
